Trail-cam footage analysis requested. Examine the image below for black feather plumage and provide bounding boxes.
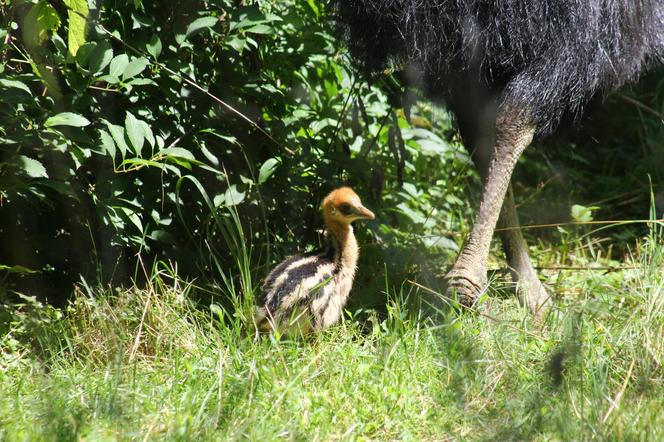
[334,0,664,136]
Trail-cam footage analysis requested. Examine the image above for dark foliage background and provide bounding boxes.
[0,0,662,311]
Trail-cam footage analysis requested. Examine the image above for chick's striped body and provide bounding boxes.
[255,187,373,336]
[256,228,359,334]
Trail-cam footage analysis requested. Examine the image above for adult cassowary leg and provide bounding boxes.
[497,184,551,313]
[462,129,551,314]
[445,110,535,307]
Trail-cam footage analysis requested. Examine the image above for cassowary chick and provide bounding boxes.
[255,187,375,335]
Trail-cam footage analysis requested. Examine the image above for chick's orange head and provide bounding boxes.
[322,187,375,223]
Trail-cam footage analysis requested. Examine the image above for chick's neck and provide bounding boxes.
[324,217,359,270]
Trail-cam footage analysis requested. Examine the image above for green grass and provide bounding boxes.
[1,231,663,441]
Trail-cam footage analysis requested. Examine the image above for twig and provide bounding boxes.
[601,359,635,424]
[88,85,121,93]
[328,76,357,151]
[129,289,151,362]
[617,94,664,121]
[359,111,391,160]
[495,218,664,232]
[531,265,640,271]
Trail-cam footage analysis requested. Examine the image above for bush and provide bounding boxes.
[0,0,472,306]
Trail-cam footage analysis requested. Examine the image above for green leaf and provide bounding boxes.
[64,0,89,56]
[401,182,421,199]
[118,206,143,233]
[122,57,149,81]
[223,185,245,207]
[148,229,176,244]
[184,16,218,40]
[0,264,38,274]
[17,155,48,178]
[226,35,247,53]
[140,120,155,148]
[75,41,96,67]
[258,157,279,184]
[126,78,156,86]
[306,0,320,17]
[88,40,113,74]
[120,158,163,169]
[416,139,451,156]
[98,128,116,158]
[105,122,129,157]
[210,303,223,318]
[97,74,119,84]
[160,147,196,161]
[145,35,162,58]
[45,112,90,127]
[245,24,274,35]
[396,202,426,225]
[125,111,144,155]
[109,54,129,78]
[23,1,61,48]
[422,235,459,252]
[0,79,32,95]
[571,204,598,223]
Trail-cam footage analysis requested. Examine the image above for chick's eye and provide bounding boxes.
[338,203,352,215]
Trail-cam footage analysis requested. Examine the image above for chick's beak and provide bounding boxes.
[355,205,375,220]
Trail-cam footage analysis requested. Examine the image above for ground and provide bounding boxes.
[1,227,662,441]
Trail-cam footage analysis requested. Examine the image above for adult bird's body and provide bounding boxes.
[255,187,375,335]
[334,0,664,313]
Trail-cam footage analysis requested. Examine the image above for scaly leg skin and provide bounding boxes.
[445,113,535,309]
[497,185,552,316]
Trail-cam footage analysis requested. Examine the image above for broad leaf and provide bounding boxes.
[125,111,144,154]
[45,112,90,127]
[245,24,274,35]
[64,0,89,56]
[0,264,37,274]
[571,204,597,223]
[88,40,113,74]
[223,185,245,207]
[75,42,96,67]
[146,35,162,59]
[160,147,196,161]
[109,54,129,78]
[184,16,218,40]
[258,158,279,184]
[98,128,116,158]
[139,120,155,148]
[396,202,426,225]
[23,2,61,48]
[17,155,48,178]
[105,122,129,157]
[416,139,450,156]
[122,57,149,81]
[0,79,32,95]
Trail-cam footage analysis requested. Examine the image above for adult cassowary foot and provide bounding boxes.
[444,264,488,308]
[444,116,535,312]
[512,266,550,315]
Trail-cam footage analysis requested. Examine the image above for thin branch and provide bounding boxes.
[495,218,664,232]
[328,75,357,151]
[617,94,664,121]
[601,359,635,424]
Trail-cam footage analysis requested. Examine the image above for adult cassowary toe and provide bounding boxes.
[255,187,375,336]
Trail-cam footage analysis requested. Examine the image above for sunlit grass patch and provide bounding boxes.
[1,233,663,440]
